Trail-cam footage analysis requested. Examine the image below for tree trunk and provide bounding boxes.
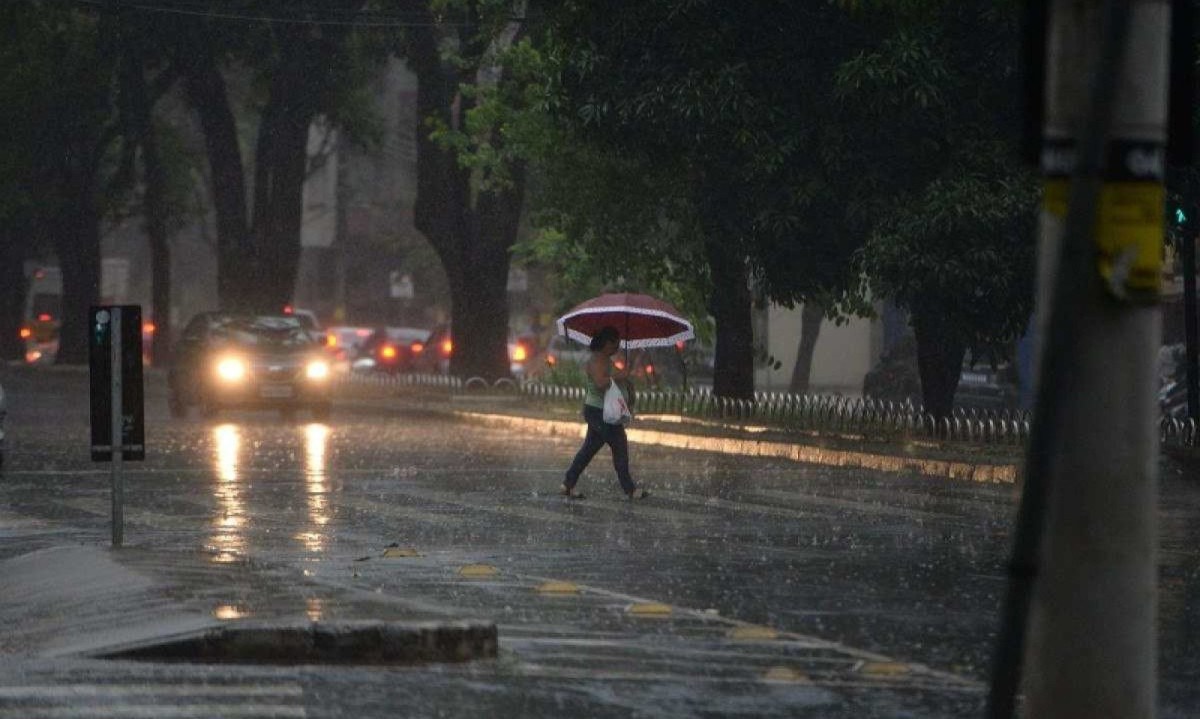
[122,43,173,364]
[0,232,26,362]
[54,201,101,365]
[705,236,755,400]
[912,310,966,420]
[789,302,824,394]
[409,18,519,381]
[179,46,251,311]
[250,99,311,313]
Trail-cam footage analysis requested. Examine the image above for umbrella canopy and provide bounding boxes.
[556,293,695,349]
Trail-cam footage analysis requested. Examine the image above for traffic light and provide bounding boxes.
[1167,194,1191,245]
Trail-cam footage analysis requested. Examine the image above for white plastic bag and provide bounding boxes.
[602,379,633,426]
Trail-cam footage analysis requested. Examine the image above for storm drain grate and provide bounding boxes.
[93,620,497,665]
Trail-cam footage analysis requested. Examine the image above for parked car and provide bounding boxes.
[409,325,535,378]
[955,353,1019,411]
[168,313,333,420]
[282,306,324,344]
[352,327,431,374]
[539,335,591,370]
[324,325,374,370]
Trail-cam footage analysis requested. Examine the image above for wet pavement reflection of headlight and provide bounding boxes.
[211,424,245,563]
[301,423,330,553]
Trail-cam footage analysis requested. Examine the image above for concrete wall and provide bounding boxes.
[755,304,883,395]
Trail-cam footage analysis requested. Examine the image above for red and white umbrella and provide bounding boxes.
[556,292,695,349]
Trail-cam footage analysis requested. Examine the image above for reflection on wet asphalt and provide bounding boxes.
[0,368,1197,718]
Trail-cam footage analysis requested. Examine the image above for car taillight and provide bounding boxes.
[18,327,31,340]
[37,313,52,322]
[326,333,338,348]
[411,342,424,354]
[380,345,398,360]
[645,364,654,375]
[143,322,156,335]
[440,339,453,357]
[512,344,528,362]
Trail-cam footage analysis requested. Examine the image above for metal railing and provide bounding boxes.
[336,371,1199,449]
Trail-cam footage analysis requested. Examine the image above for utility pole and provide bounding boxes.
[1016,1,1166,717]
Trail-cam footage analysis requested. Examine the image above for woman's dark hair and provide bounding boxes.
[589,326,619,351]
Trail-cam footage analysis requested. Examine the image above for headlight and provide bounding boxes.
[215,357,247,382]
[306,359,330,380]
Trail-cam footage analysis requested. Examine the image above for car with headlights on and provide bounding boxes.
[168,313,333,420]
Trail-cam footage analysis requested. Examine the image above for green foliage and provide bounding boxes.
[860,165,1038,356]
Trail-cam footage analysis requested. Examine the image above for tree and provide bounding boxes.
[398,0,529,380]
[0,4,126,364]
[117,12,180,365]
[517,0,869,398]
[833,0,1036,416]
[860,170,1037,417]
[162,1,387,312]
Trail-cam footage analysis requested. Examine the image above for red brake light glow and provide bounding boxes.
[283,305,294,314]
[411,342,424,354]
[37,313,52,322]
[19,327,32,339]
[143,322,156,334]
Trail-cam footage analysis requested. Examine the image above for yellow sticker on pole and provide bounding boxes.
[1095,182,1164,299]
[1041,179,1164,301]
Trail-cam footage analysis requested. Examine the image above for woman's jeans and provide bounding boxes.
[564,405,636,494]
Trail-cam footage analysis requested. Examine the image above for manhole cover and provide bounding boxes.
[93,620,497,665]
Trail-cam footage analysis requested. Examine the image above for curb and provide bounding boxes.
[95,620,499,666]
[452,410,1019,484]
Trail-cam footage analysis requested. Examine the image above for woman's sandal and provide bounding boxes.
[560,485,585,500]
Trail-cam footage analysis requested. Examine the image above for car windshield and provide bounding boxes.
[211,316,313,349]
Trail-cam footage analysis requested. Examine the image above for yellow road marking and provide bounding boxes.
[536,580,580,595]
[727,625,779,641]
[857,660,912,677]
[458,563,499,578]
[627,602,672,617]
[763,666,810,683]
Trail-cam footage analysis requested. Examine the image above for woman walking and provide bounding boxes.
[561,326,650,499]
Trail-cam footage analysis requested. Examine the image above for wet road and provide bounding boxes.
[0,367,1197,718]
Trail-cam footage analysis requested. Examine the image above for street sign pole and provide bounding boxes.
[90,305,144,548]
[110,308,124,547]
